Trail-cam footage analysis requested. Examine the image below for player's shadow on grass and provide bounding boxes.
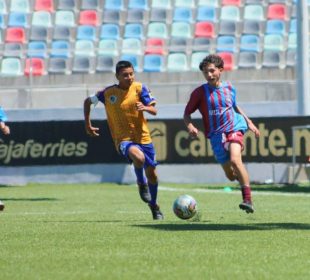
[135,222,310,231]
[1,198,59,201]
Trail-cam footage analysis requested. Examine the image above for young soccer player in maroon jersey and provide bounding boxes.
[0,107,10,211]
[184,54,260,213]
[83,61,163,220]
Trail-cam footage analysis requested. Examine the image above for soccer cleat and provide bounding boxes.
[0,200,4,211]
[148,203,164,220]
[137,182,151,203]
[239,201,254,214]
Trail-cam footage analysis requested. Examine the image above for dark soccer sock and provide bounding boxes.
[148,182,158,206]
[134,167,146,185]
[241,185,252,202]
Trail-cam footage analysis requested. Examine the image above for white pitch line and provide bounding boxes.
[159,186,310,198]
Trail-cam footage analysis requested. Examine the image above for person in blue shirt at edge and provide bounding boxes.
[183,54,260,213]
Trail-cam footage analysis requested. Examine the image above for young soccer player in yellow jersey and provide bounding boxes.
[83,61,163,220]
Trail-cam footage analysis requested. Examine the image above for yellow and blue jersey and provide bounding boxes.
[96,81,156,150]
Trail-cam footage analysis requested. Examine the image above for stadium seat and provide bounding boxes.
[147,22,168,39]
[100,24,120,40]
[81,0,98,10]
[0,57,23,76]
[149,9,170,23]
[124,23,144,40]
[55,10,76,27]
[50,40,71,58]
[8,12,28,28]
[75,40,95,57]
[48,57,70,74]
[288,33,297,49]
[120,54,141,72]
[0,14,5,29]
[216,35,237,53]
[151,0,171,9]
[263,34,285,51]
[173,7,193,23]
[244,5,265,21]
[10,0,30,13]
[32,11,53,27]
[245,0,265,3]
[126,9,146,23]
[243,20,263,35]
[102,10,122,24]
[27,41,47,58]
[174,0,195,8]
[53,26,72,41]
[262,51,283,68]
[191,51,209,71]
[238,51,260,68]
[167,52,188,72]
[218,21,238,36]
[169,37,188,52]
[24,57,46,76]
[289,19,296,33]
[76,25,97,41]
[79,10,99,26]
[98,39,119,56]
[0,0,6,14]
[3,43,24,58]
[128,0,149,10]
[192,37,212,52]
[96,55,114,72]
[240,34,260,52]
[220,5,240,21]
[265,20,286,35]
[72,56,94,73]
[267,4,287,20]
[5,27,26,43]
[104,0,124,10]
[171,22,192,39]
[194,22,215,38]
[30,26,49,41]
[222,0,242,5]
[145,38,165,55]
[198,0,218,7]
[143,54,165,72]
[57,0,76,11]
[286,50,296,67]
[122,38,142,55]
[34,0,54,12]
[217,52,234,70]
[196,6,217,22]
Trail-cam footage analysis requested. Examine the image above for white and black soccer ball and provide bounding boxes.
[173,194,197,220]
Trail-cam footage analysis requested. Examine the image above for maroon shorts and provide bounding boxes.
[222,131,244,151]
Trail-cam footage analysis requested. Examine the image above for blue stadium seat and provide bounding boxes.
[191,51,209,71]
[216,35,237,53]
[240,34,260,52]
[263,34,285,51]
[265,20,286,35]
[289,18,296,33]
[173,7,193,23]
[0,57,23,76]
[32,11,52,27]
[151,0,172,9]
[55,10,76,27]
[100,24,120,40]
[0,14,5,29]
[8,12,28,28]
[27,41,47,58]
[75,40,95,57]
[0,0,6,14]
[198,0,218,6]
[196,6,217,22]
[76,25,97,41]
[98,39,119,56]
[288,33,297,49]
[243,5,265,21]
[143,54,165,72]
[167,52,188,71]
[171,22,192,38]
[220,5,240,21]
[104,0,124,10]
[57,0,76,11]
[50,40,71,58]
[124,23,144,40]
[122,38,142,55]
[174,0,195,8]
[128,0,149,10]
[147,22,168,38]
[10,0,30,13]
[120,54,141,72]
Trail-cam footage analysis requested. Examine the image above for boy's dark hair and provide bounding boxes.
[199,54,224,71]
[115,60,134,74]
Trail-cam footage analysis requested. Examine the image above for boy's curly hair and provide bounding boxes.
[199,54,224,71]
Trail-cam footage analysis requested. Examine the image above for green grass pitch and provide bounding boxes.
[1,182,310,279]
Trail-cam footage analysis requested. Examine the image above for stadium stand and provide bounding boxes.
[10,0,30,13]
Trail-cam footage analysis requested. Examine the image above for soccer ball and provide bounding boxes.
[173,194,197,220]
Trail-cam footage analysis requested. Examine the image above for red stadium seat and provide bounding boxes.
[24,58,45,76]
[218,52,234,71]
[267,4,287,20]
[79,10,99,26]
[222,0,242,6]
[194,22,215,38]
[35,0,54,12]
[5,27,26,43]
[145,38,165,55]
